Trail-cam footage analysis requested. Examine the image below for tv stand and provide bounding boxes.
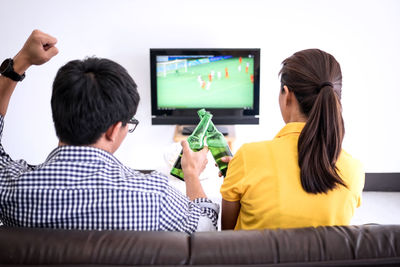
[181,126,229,136]
[174,125,235,149]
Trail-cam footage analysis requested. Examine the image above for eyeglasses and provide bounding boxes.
[127,117,139,133]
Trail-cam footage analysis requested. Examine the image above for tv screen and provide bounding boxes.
[150,48,260,125]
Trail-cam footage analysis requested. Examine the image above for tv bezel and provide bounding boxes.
[150,48,260,125]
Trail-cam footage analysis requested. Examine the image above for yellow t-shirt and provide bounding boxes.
[220,122,365,230]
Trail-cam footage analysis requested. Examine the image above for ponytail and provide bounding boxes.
[297,85,346,194]
[279,49,346,194]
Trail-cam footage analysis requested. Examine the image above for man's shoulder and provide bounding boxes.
[16,145,172,196]
[120,167,170,194]
[125,169,169,185]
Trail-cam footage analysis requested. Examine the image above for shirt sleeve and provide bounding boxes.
[0,115,16,168]
[193,198,219,232]
[356,165,366,208]
[220,145,246,202]
[0,115,10,163]
[0,115,35,173]
[159,183,219,234]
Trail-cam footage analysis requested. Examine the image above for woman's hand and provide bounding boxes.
[217,156,233,177]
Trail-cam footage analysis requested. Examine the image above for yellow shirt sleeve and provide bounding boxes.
[356,167,366,208]
[220,145,246,202]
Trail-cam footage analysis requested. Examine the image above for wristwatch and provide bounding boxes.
[0,58,25,81]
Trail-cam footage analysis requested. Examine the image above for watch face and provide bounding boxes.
[0,59,12,73]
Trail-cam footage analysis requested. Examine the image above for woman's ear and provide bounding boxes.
[281,85,291,106]
[284,85,298,106]
[282,85,290,95]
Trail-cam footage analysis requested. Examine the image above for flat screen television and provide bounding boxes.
[150,48,260,130]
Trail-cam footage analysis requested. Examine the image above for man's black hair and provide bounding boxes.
[51,57,140,146]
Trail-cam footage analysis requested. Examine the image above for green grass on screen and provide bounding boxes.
[157,57,254,108]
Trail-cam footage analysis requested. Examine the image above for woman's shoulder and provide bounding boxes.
[338,150,365,190]
[233,140,280,167]
[339,150,364,170]
[238,140,274,154]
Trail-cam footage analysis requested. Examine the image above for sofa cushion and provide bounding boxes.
[189,224,400,266]
[0,226,189,265]
[1,224,399,266]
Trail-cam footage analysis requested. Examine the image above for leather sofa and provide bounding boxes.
[1,224,399,266]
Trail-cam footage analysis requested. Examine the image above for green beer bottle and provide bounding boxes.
[170,112,212,180]
[198,109,233,177]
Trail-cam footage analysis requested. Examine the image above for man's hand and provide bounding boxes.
[0,29,58,116]
[180,140,208,200]
[181,140,209,180]
[13,29,59,74]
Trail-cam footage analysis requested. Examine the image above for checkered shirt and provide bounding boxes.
[0,115,218,233]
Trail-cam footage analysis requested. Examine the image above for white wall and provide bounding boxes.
[0,0,399,172]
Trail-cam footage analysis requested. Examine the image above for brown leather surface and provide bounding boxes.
[190,225,400,265]
[0,224,399,266]
[0,227,189,265]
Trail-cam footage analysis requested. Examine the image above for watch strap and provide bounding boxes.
[0,58,26,82]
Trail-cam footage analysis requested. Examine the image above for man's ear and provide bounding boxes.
[105,122,123,142]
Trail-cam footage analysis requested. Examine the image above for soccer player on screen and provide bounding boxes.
[197,75,202,86]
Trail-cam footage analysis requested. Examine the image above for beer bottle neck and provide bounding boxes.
[188,114,212,150]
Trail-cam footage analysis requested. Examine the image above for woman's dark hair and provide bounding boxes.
[51,57,140,146]
[279,49,346,194]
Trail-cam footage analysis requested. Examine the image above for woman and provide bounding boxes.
[220,49,365,230]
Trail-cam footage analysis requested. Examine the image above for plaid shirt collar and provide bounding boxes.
[45,145,122,166]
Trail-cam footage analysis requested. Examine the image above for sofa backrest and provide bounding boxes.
[0,226,189,265]
[1,224,400,266]
[190,225,400,266]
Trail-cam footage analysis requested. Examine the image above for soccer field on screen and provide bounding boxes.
[157,57,254,108]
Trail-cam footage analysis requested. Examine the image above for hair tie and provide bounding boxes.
[319,82,333,89]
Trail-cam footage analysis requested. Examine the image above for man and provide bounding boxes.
[0,30,218,233]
